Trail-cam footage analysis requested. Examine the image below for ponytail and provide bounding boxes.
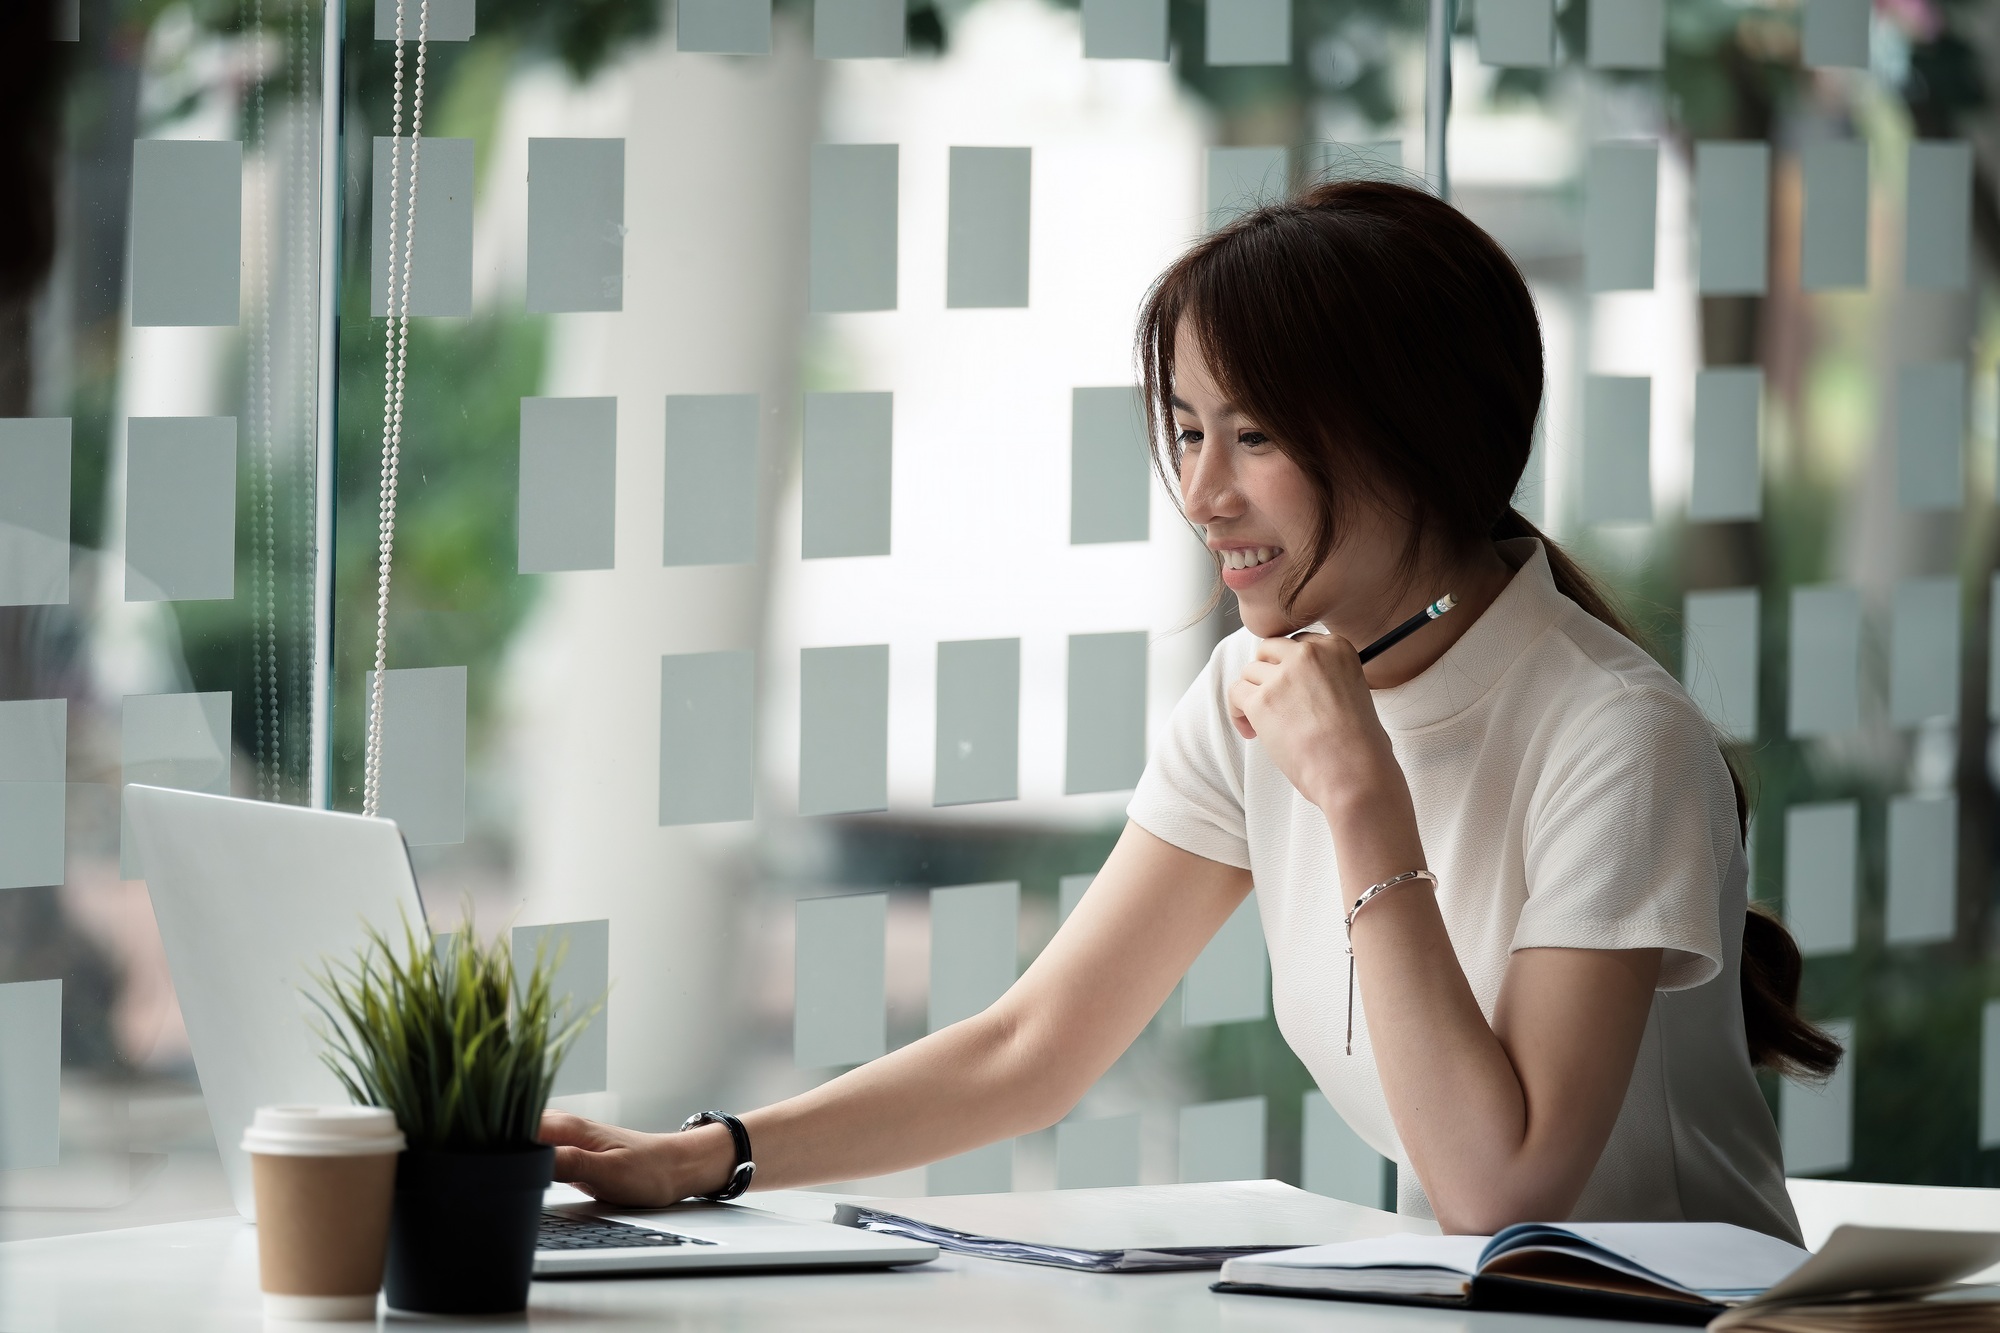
[1491,508,1844,1082]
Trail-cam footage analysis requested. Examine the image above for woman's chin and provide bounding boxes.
[1236,604,1294,640]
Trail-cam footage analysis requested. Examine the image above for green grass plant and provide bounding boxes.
[309,911,603,1150]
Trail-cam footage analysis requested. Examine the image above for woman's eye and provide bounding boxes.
[1238,430,1271,448]
[1175,427,1204,448]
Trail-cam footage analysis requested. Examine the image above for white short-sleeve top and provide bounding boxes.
[1127,538,1801,1242]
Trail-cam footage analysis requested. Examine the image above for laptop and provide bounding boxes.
[125,785,937,1275]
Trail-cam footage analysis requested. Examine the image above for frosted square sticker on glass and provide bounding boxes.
[929,881,1018,1031]
[125,416,236,603]
[0,417,71,607]
[518,397,616,574]
[1784,801,1857,957]
[366,666,467,847]
[1781,1018,1852,1175]
[1803,0,1868,66]
[1896,362,1965,512]
[0,699,66,891]
[1906,141,1971,291]
[663,393,757,566]
[0,979,61,1170]
[934,638,1019,807]
[526,138,624,314]
[680,0,771,52]
[800,644,889,817]
[1690,368,1760,521]
[659,650,755,825]
[1207,147,1289,228]
[1580,375,1651,523]
[1082,0,1166,59]
[1802,141,1868,291]
[1477,0,1554,67]
[1696,143,1769,295]
[513,919,608,1095]
[1890,576,1960,726]
[1070,387,1149,545]
[1303,1090,1385,1207]
[1206,0,1289,66]
[795,892,886,1068]
[376,0,475,40]
[1584,143,1657,291]
[1887,794,1956,946]
[371,137,475,317]
[946,147,1031,309]
[1587,0,1662,67]
[1304,139,1403,181]
[121,691,230,877]
[1180,1096,1265,1184]
[1788,584,1860,737]
[1991,573,2000,725]
[1066,631,1147,796]
[803,392,892,559]
[810,145,897,313]
[1682,588,1758,742]
[130,139,241,327]
[1184,893,1266,1026]
[928,1141,1012,1195]
[1982,1000,2000,1148]
[815,0,905,57]
[1056,1114,1139,1189]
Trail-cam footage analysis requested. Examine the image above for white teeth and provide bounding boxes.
[1222,547,1278,570]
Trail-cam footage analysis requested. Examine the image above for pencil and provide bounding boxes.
[1356,593,1457,664]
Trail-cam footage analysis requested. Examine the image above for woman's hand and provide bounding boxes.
[1227,634,1402,816]
[539,1111,708,1207]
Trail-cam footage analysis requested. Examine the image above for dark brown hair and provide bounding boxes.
[1136,177,1841,1081]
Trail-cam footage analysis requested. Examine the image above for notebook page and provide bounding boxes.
[1234,1234,1491,1277]
[1493,1223,1808,1299]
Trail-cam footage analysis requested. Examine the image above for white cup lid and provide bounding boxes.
[241,1105,406,1157]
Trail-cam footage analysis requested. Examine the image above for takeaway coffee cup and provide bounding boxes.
[241,1105,406,1320]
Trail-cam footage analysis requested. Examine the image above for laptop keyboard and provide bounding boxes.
[538,1211,717,1250]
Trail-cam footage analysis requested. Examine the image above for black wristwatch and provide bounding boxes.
[679,1110,755,1201]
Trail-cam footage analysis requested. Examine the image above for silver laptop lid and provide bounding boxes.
[125,786,427,1221]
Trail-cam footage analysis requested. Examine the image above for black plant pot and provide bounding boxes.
[384,1143,553,1315]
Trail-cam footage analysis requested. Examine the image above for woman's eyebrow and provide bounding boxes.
[1171,395,1238,414]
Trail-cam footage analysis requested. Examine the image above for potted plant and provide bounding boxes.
[310,914,601,1315]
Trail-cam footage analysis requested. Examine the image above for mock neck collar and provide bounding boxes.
[1354,537,1567,733]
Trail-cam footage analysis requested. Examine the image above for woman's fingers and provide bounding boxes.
[1226,676,1259,739]
[538,1110,620,1151]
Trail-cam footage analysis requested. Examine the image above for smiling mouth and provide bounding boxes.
[1219,546,1282,570]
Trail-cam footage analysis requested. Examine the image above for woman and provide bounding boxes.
[540,179,1839,1240]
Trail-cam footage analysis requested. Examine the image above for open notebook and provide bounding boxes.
[1215,1221,2000,1328]
[832,1180,1429,1272]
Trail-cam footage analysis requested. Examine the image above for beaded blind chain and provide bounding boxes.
[1342,869,1437,1054]
[361,0,432,818]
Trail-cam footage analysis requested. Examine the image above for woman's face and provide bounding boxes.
[1171,333,1413,641]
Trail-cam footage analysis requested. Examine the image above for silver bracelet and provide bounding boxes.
[1342,869,1437,1055]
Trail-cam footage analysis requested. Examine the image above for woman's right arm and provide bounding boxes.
[539,820,1252,1205]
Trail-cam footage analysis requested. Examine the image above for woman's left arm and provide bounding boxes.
[1230,635,1661,1236]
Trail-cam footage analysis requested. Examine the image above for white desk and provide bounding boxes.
[0,1192,1665,1333]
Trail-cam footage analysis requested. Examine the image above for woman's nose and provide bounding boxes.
[1182,450,1235,522]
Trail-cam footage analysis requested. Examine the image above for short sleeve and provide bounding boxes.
[1514,685,1736,991]
[1126,635,1252,870]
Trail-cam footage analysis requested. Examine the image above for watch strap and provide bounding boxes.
[679,1110,754,1201]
